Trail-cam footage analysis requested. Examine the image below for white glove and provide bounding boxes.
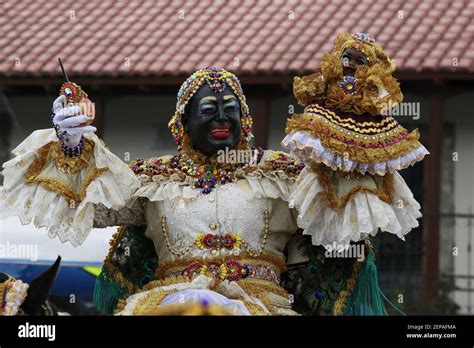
[52,95,97,148]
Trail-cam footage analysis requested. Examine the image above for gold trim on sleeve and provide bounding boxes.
[49,138,94,174]
[310,163,395,212]
[23,140,107,204]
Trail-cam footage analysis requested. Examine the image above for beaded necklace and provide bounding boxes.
[169,153,239,194]
[130,145,304,195]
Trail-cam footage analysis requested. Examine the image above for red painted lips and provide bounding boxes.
[209,125,231,139]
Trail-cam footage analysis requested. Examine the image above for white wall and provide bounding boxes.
[103,95,177,161]
[445,91,474,314]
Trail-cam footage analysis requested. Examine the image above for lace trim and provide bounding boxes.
[23,141,107,204]
[307,104,394,127]
[310,163,394,212]
[286,112,421,153]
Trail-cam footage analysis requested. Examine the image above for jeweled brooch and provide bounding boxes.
[340,76,357,94]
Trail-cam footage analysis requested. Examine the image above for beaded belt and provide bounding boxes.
[169,259,281,284]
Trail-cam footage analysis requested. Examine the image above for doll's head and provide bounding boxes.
[293,32,403,115]
[340,47,369,76]
[333,32,396,77]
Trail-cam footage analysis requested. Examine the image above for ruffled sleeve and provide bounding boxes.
[1,128,142,246]
[288,164,422,246]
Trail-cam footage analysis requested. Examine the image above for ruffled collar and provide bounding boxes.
[131,145,304,195]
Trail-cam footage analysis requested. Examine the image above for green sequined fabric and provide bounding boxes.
[281,236,387,316]
[93,225,158,314]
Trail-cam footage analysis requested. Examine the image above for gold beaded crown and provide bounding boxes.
[168,67,253,150]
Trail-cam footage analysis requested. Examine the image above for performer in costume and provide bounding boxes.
[1,47,425,314]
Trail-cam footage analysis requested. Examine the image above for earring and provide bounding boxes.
[170,114,185,148]
[241,113,253,136]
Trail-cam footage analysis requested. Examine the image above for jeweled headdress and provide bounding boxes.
[168,67,253,151]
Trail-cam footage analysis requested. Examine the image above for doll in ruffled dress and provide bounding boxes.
[283,32,429,246]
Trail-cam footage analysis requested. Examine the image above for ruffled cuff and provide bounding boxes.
[282,130,429,176]
[1,129,141,246]
[289,166,421,246]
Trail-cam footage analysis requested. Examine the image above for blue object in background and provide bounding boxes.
[0,260,101,302]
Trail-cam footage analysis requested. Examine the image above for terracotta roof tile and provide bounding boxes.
[1,0,472,79]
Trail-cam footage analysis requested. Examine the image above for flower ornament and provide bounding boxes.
[340,75,357,94]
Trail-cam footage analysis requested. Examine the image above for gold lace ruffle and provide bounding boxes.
[139,302,237,315]
[285,112,422,164]
[114,275,193,314]
[237,277,289,299]
[49,138,94,174]
[114,288,176,315]
[310,163,395,213]
[138,275,287,316]
[24,140,106,204]
[293,72,327,107]
[238,278,294,315]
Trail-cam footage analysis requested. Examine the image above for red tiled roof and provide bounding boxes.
[2,0,473,79]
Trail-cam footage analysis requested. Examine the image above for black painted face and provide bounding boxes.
[341,47,369,76]
[183,84,242,157]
